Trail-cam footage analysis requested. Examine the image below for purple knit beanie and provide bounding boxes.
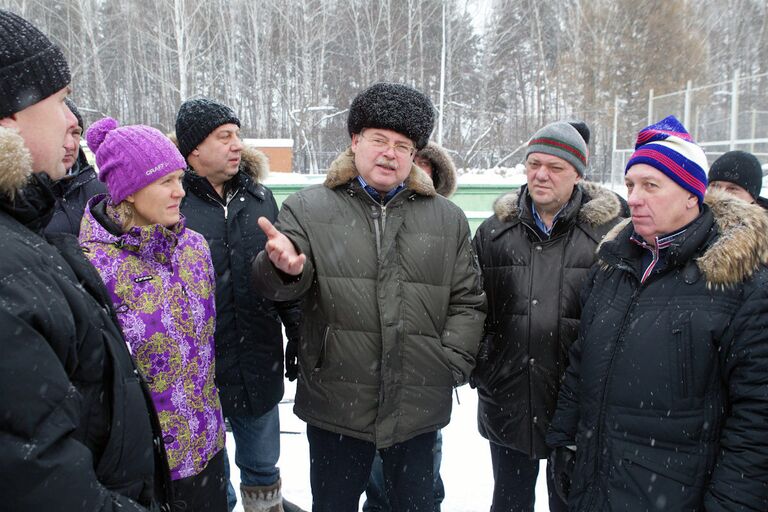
[86,117,187,204]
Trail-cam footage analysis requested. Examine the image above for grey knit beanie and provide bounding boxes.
[0,9,71,118]
[525,121,588,176]
[347,82,434,150]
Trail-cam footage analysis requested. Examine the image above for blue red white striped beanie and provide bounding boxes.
[625,115,708,204]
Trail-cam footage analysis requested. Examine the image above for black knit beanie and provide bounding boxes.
[0,9,71,118]
[347,82,434,150]
[175,98,241,158]
[708,150,763,200]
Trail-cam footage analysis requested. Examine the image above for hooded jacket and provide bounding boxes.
[415,142,458,198]
[79,195,225,481]
[251,148,486,449]
[473,182,623,458]
[179,144,302,419]
[547,190,768,511]
[45,147,106,236]
[0,127,167,510]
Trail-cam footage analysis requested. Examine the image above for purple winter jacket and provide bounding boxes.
[79,194,225,481]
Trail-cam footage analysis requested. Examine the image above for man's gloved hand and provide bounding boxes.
[285,340,299,381]
[548,446,576,503]
[469,333,493,389]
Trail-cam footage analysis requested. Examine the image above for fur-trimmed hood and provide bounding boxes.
[0,126,34,198]
[600,188,768,286]
[167,131,269,183]
[324,147,436,197]
[492,180,622,226]
[415,142,457,198]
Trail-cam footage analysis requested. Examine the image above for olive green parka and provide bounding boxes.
[252,148,486,448]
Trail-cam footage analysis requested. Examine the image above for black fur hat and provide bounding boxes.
[347,82,434,150]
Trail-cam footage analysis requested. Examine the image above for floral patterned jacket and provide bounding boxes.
[79,194,225,481]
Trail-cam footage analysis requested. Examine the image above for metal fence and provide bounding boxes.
[611,71,768,186]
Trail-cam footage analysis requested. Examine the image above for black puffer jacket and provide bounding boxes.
[548,191,768,511]
[0,127,169,510]
[472,182,622,458]
[181,147,301,418]
[44,149,106,236]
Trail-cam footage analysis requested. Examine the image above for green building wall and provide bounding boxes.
[267,182,518,235]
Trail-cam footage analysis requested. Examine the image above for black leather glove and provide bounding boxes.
[548,446,576,503]
[469,333,494,389]
[285,340,299,381]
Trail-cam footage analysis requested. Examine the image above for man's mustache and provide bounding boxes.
[374,158,398,170]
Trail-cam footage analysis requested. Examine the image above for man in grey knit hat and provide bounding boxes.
[251,82,486,512]
[472,121,623,511]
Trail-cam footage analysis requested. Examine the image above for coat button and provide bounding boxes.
[535,245,542,251]
[163,435,175,444]
[531,299,538,306]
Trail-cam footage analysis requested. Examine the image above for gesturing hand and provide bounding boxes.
[258,217,306,276]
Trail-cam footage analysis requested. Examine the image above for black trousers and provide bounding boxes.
[489,442,567,512]
[171,448,228,512]
[308,425,436,512]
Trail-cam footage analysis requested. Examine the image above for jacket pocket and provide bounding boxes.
[673,325,694,398]
[311,325,330,372]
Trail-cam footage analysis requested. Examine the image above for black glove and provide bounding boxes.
[469,333,494,389]
[548,446,576,503]
[285,340,299,381]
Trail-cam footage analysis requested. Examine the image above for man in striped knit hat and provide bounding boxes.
[547,116,768,511]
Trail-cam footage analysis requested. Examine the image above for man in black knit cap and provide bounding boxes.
[174,98,304,512]
[0,8,168,511]
[251,82,486,512]
[708,150,768,209]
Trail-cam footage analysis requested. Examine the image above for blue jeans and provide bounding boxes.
[223,406,281,511]
[363,430,445,512]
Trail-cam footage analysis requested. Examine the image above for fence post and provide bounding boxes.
[648,88,654,124]
[730,70,739,150]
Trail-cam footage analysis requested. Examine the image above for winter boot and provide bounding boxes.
[241,479,283,512]
[282,498,307,512]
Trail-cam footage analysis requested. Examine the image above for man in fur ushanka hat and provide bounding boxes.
[548,115,768,510]
[252,82,486,511]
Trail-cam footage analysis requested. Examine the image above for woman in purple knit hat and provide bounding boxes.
[78,117,227,512]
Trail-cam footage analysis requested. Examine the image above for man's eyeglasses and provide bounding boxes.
[360,132,416,158]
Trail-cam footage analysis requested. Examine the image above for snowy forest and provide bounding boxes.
[3,0,767,172]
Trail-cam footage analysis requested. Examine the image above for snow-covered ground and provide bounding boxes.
[226,380,549,512]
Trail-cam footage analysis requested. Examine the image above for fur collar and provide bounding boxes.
[415,142,457,198]
[600,189,768,286]
[324,147,436,197]
[492,181,621,226]
[0,126,34,199]
[167,131,269,183]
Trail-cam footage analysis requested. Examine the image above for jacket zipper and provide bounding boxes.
[206,187,240,220]
[585,268,641,511]
[673,327,690,397]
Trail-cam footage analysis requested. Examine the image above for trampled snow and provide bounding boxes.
[227,380,549,512]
